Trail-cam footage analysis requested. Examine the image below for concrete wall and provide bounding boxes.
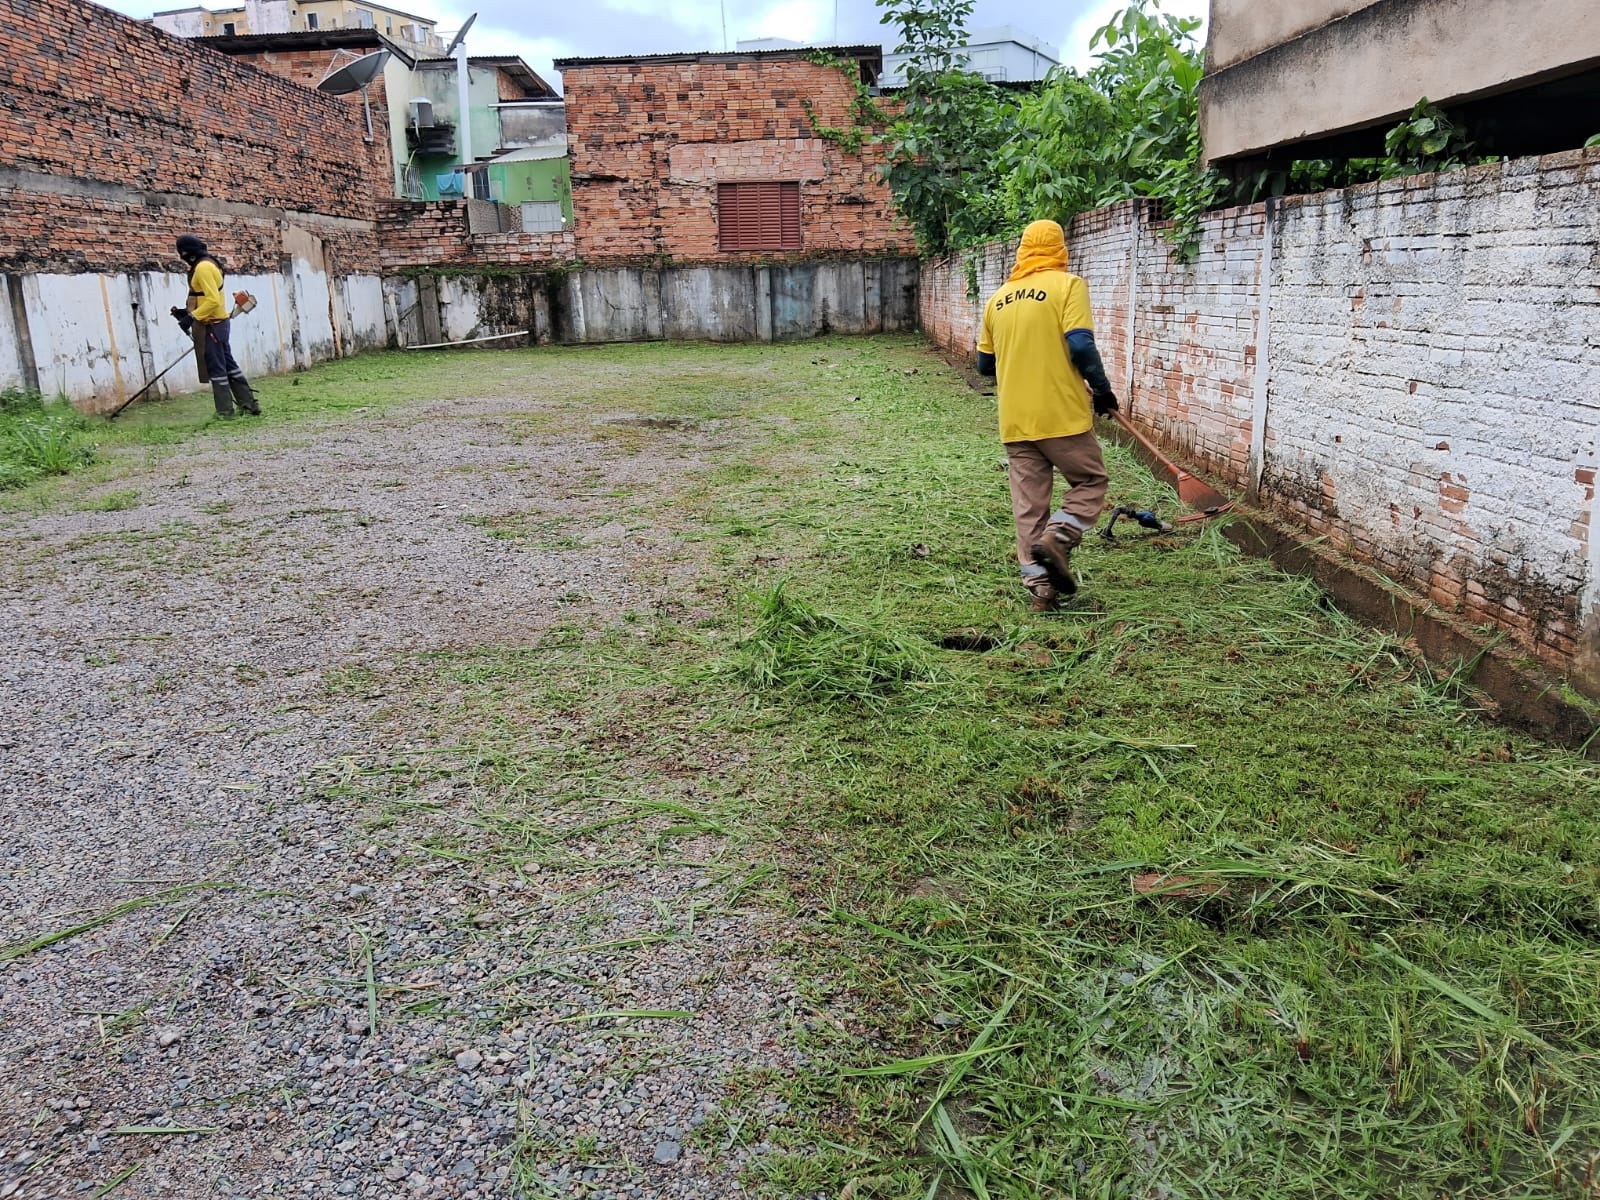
[0,262,388,411]
[920,148,1600,693]
[1200,0,1600,162]
[1205,0,1378,71]
[382,258,920,348]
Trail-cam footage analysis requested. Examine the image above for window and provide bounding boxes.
[352,7,374,28]
[221,20,235,33]
[717,182,801,251]
[305,10,318,27]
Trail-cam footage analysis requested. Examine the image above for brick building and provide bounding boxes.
[200,29,565,212]
[553,46,907,264]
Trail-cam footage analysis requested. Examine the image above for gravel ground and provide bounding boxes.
[0,394,822,1198]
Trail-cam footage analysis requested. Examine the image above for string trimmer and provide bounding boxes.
[1099,505,1174,540]
[1108,409,1233,520]
[108,292,258,421]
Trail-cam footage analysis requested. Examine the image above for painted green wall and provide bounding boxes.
[487,159,573,219]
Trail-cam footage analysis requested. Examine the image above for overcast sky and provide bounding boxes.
[100,0,1207,90]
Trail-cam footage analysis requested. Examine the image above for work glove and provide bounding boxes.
[1092,389,1120,417]
[170,306,194,334]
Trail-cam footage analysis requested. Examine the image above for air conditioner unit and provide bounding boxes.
[405,121,455,156]
[408,97,435,128]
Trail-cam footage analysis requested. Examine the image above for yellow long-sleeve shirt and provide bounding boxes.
[187,259,229,323]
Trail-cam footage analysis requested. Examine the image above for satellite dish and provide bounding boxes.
[316,50,391,142]
[317,49,390,95]
[444,12,477,57]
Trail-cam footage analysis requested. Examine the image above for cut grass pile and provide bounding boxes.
[732,583,943,705]
[75,336,1593,1197]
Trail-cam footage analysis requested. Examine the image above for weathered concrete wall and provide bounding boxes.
[1206,0,1379,72]
[382,258,920,348]
[0,264,389,410]
[919,148,1600,693]
[1200,0,1600,162]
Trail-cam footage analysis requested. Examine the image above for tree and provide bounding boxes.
[874,0,1012,256]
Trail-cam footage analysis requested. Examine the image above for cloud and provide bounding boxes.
[91,0,1208,92]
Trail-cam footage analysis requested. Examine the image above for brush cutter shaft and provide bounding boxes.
[110,298,254,421]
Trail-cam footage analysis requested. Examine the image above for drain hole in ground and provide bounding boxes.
[941,632,998,652]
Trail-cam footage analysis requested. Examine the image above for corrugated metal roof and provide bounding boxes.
[197,29,419,68]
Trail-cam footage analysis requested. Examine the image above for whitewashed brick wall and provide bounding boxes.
[919,147,1600,692]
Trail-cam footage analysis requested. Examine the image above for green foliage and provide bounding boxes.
[877,0,1506,266]
[802,51,890,155]
[1380,97,1480,177]
[1229,100,1495,206]
[873,0,1016,255]
[878,0,1216,260]
[0,389,96,489]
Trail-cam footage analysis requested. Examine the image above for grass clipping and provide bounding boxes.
[733,583,941,706]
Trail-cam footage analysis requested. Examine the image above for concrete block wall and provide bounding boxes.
[559,55,908,264]
[382,258,920,348]
[918,148,1600,691]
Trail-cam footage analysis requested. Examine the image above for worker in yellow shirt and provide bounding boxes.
[172,233,260,419]
[978,219,1117,611]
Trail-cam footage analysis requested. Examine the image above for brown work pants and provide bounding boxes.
[1005,433,1109,577]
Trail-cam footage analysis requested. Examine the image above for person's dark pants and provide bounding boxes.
[201,319,258,416]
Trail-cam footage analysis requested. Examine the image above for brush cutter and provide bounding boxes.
[1099,505,1174,540]
[108,293,258,421]
[1107,409,1233,520]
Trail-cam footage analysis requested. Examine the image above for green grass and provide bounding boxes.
[272,337,1600,1199]
[23,337,1598,1197]
[0,387,97,488]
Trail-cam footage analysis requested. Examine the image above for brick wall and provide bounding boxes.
[559,55,907,264]
[376,200,577,270]
[1266,151,1600,675]
[212,45,396,200]
[919,148,1600,690]
[0,0,381,274]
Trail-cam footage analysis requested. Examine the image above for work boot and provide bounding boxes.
[229,373,260,415]
[1029,525,1081,597]
[210,380,236,418]
[1025,580,1059,613]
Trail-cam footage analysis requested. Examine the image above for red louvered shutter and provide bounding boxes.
[718,182,802,251]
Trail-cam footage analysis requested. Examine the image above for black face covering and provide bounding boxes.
[176,234,207,261]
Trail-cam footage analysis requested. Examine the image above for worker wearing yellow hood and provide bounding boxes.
[978,219,1117,610]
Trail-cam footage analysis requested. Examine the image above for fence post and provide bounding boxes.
[1248,198,1276,498]
[1122,201,1140,417]
[5,274,40,394]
